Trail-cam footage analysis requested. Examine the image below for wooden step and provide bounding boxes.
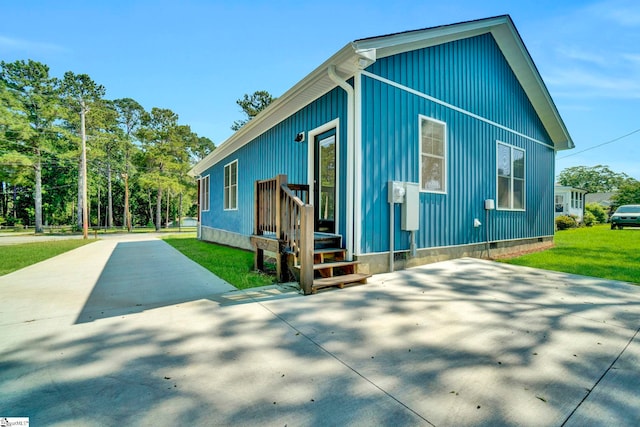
[292,260,360,273]
[312,273,372,293]
[314,248,346,264]
[312,260,360,270]
[313,248,346,255]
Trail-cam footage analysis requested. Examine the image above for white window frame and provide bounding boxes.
[223,160,238,211]
[200,175,210,212]
[418,115,447,194]
[496,141,526,211]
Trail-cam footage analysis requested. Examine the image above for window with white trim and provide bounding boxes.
[419,116,447,193]
[497,142,525,210]
[223,160,238,210]
[200,175,210,212]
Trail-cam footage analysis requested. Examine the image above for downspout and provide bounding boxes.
[196,175,202,240]
[328,65,354,259]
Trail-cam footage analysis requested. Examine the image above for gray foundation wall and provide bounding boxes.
[355,237,554,274]
[198,225,553,277]
[199,225,253,251]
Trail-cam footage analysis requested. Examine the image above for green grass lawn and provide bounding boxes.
[162,234,276,290]
[499,225,640,284]
[0,239,95,276]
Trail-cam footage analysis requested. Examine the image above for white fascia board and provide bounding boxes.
[555,185,588,193]
[490,23,574,151]
[354,22,501,58]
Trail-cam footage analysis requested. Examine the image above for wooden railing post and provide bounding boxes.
[254,179,260,235]
[275,174,287,240]
[253,179,263,271]
[299,204,314,295]
[255,174,313,293]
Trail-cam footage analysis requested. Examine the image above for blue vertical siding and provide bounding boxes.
[200,87,348,238]
[360,33,556,254]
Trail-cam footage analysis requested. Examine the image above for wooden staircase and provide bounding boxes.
[298,233,370,294]
[251,174,370,295]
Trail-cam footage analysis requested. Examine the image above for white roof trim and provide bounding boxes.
[189,15,573,177]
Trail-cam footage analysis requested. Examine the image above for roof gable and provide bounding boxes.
[191,15,572,177]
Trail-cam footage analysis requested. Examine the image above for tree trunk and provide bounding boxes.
[12,184,17,220]
[155,187,162,231]
[178,193,182,232]
[97,185,101,230]
[1,182,7,218]
[77,157,83,230]
[123,172,131,232]
[34,152,43,233]
[165,190,170,229]
[80,105,89,239]
[107,162,113,228]
[147,190,153,226]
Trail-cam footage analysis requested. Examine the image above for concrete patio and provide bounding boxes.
[1,234,638,425]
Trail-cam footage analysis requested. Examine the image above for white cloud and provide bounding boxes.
[546,67,640,99]
[587,0,640,26]
[556,47,608,67]
[529,1,640,100]
[622,53,640,64]
[0,35,67,54]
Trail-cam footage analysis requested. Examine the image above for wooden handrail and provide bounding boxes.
[254,175,284,236]
[254,175,313,295]
[279,184,305,250]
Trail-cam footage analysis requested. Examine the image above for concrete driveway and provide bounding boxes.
[1,236,639,426]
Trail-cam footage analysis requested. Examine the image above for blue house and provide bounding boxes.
[189,15,574,294]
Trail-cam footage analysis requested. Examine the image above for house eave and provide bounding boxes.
[555,185,588,193]
[189,44,361,177]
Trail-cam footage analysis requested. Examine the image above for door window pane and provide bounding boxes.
[319,135,335,221]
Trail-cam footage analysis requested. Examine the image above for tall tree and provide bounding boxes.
[137,108,196,231]
[231,90,274,131]
[0,60,62,233]
[60,72,105,238]
[87,100,123,228]
[113,98,145,231]
[611,178,640,208]
[191,135,215,162]
[557,165,629,193]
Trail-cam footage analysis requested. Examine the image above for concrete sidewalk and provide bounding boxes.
[1,246,639,425]
[0,233,236,325]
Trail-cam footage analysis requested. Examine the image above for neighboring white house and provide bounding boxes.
[554,185,586,221]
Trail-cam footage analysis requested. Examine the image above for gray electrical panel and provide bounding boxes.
[401,182,419,230]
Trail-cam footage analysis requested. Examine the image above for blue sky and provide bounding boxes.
[2,0,639,179]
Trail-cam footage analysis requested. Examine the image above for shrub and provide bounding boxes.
[6,217,20,227]
[583,211,596,227]
[585,203,607,224]
[556,215,577,230]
